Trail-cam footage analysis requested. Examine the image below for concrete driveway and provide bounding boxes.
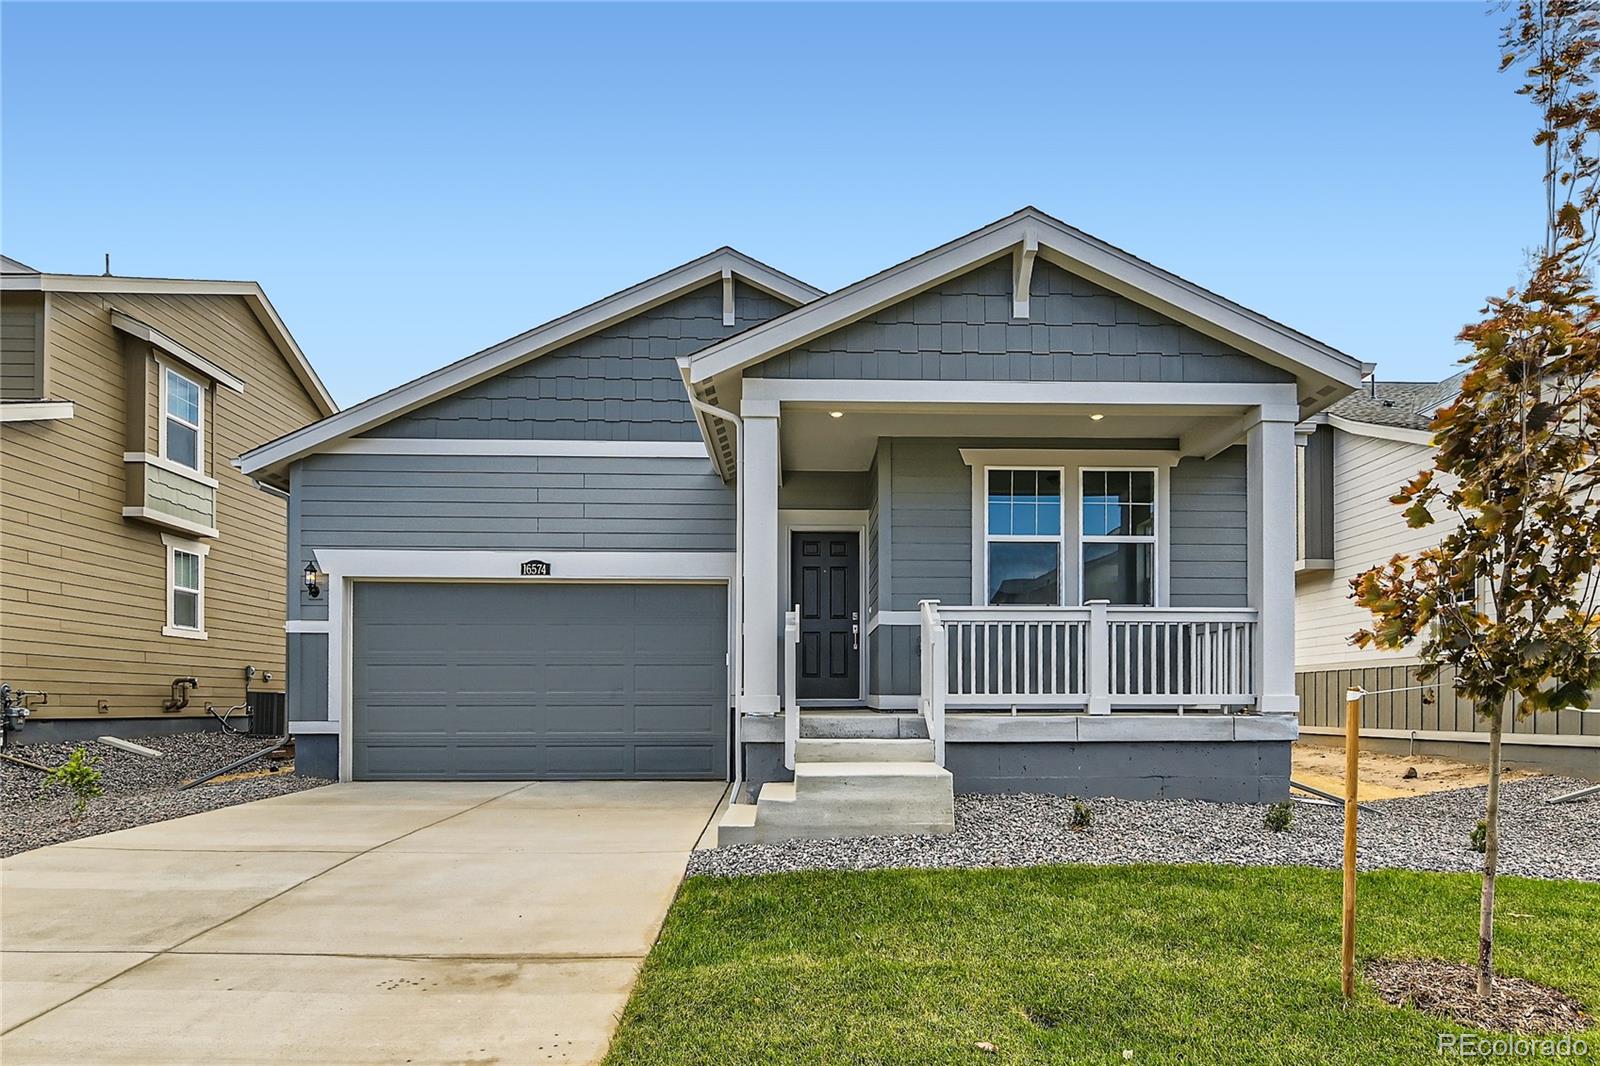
[1,780,726,1065]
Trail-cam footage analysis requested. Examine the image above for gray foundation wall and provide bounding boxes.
[294,733,339,780]
[741,739,1290,803]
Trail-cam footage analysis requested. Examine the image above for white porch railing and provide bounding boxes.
[918,600,947,766]
[918,599,1260,720]
[783,605,800,770]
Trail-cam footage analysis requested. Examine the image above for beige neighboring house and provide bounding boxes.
[1294,372,1599,776]
[0,254,335,741]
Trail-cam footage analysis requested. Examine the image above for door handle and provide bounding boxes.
[852,612,859,651]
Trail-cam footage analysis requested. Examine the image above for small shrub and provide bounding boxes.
[1470,819,1487,853]
[1264,802,1294,832]
[1069,801,1092,830]
[40,746,103,822]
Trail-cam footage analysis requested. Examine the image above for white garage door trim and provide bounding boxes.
[310,549,737,782]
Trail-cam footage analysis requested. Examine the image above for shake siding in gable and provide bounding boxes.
[367,281,792,441]
[747,259,1294,384]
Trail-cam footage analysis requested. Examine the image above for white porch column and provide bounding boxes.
[740,400,781,714]
[1247,413,1300,714]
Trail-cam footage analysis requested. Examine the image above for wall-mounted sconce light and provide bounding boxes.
[304,560,325,599]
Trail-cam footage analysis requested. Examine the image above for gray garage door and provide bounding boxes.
[352,582,728,781]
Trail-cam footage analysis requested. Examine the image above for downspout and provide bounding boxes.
[680,364,746,799]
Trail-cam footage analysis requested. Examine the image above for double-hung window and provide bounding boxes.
[985,468,1064,605]
[1080,469,1156,606]
[162,366,203,470]
[162,534,207,639]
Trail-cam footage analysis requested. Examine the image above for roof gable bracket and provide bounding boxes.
[1011,233,1038,319]
[721,268,736,327]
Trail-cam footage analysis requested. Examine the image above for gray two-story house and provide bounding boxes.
[241,208,1364,844]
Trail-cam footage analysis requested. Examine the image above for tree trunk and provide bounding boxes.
[1477,705,1504,998]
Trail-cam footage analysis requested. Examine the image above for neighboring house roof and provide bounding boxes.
[0,264,337,417]
[686,206,1366,411]
[1328,380,1441,430]
[1322,370,1464,446]
[1,254,39,274]
[237,247,821,482]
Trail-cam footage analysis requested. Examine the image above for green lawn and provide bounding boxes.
[605,866,1600,1065]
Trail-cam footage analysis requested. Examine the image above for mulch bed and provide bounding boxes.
[1364,958,1592,1034]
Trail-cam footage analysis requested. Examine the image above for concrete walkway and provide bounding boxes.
[1,780,726,1065]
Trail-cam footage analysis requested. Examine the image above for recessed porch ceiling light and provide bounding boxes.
[1090,413,1105,421]
[829,410,844,418]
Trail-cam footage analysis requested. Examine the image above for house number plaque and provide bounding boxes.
[520,559,552,577]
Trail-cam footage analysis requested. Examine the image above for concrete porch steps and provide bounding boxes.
[793,738,934,763]
[716,738,955,846]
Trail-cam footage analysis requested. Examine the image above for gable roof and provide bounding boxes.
[238,247,820,483]
[0,266,336,416]
[1,254,38,274]
[686,207,1365,411]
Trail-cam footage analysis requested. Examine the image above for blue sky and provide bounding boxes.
[3,2,1539,407]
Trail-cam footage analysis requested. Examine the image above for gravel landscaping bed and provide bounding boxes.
[1,731,331,857]
[690,775,1600,882]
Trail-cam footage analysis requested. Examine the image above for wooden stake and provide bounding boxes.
[1341,687,1361,1001]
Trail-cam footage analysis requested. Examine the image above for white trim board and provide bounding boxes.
[688,207,1363,400]
[323,437,710,459]
[0,400,74,422]
[239,248,819,481]
[1327,413,1436,447]
[742,376,1302,414]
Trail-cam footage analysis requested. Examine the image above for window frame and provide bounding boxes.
[159,362,205,473]
[982,465,1067,606]
[161,533,209,639]
[1077,466,1160,607]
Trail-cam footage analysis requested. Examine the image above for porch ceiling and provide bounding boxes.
[779,404,1246,471]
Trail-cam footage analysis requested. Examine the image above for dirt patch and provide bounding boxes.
[1365,958,1591,1034]
[1292,744,1536,801]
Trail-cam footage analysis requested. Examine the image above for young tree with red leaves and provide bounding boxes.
[1351,0,1600,999]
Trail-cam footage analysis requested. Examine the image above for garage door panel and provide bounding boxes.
[631,703,722,734]
[540,703,629,734]
[352,582,727,781]
[634,744,720,775]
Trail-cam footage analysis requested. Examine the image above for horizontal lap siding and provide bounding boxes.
[749,259,1294,384]
[1,297,43,400]
[367,281,790,441]
[1,290,323,720]
[886,440,971,611]
[289,453,736,625]
[1169,447,1248,607]
[1295,431,1445,669]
